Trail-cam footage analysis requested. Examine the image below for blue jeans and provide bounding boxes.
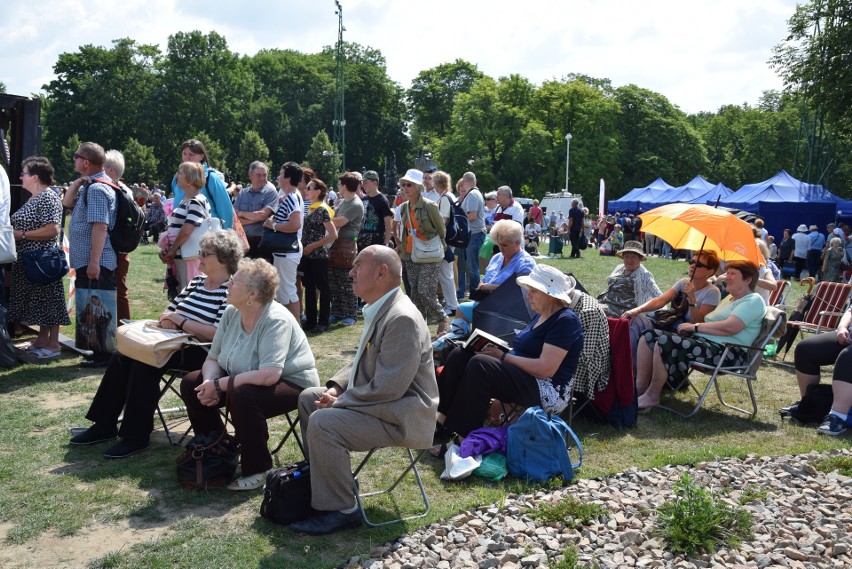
[465,231,486,293]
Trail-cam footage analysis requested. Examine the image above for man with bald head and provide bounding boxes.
[292,245,439,536]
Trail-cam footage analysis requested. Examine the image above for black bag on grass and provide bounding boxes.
[786,383,833,424]
[259,461,316,524]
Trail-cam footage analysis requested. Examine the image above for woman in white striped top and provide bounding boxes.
[69,230,244,459]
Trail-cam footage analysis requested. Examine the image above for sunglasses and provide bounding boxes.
[400,181,416,188]
[688,259,709,269]
[73,153,89,161]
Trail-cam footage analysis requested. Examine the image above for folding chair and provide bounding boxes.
[767,279,790,308]
[785,281,852,338]
[659,306,787,419]
[268,411,305,459]
[155,339,211,446]
[352,447,430,527]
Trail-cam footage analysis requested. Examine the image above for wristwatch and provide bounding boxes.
[213,377,224,398]
[694,324,699,333]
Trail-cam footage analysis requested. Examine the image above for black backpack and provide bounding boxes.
[444,194,470,248]
[84,177,146,254]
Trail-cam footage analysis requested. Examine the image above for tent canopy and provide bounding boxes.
[696,182,733,204]
[608,177,674,213]
[645,175,715,209]
[720,170,841,241]
[837,200,852,221]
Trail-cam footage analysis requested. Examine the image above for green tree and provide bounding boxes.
[121,138,158,184]
[771,0,852,139]
[612,85,708,196]
[150,31,253,177]
[56,134,81,183]
[407,59,484,144]
[41,39,161,167]
[235,130,271,181]
[304,130,337,185]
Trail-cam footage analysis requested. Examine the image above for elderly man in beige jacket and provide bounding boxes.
[292,245,439,535]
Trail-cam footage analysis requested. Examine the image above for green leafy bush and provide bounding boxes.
[530,496,607,529]
[655,473,753,556]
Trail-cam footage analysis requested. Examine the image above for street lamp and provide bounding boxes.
[565,133,572,193]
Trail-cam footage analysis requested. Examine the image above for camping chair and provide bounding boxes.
[659,306,787,419]
[767,279,790,308]
[352,447,430,527]
[785,281,852,340]
[268,411,305,460]
[154,339,211,446]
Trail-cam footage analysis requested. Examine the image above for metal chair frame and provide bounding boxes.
[268,411,305,459]
[352,447,430,528]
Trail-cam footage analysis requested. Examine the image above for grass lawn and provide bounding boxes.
[0,243,849,569]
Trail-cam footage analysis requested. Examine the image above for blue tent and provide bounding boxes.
[695,182,733,204]
[720,170,840,241]
[645,175,715,209]
[608,177,675,213]
[837,200,852,221]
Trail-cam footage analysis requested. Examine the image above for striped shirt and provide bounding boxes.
[272,190,304,258]
[168,194,210,234]
[166,275,229,326]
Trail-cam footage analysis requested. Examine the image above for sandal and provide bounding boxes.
[429,443,448,459]
[227,472,266,491]
[33,348,61,359]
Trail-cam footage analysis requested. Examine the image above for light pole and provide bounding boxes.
[565,133,572,193]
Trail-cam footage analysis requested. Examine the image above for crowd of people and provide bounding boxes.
[2,141,851,538]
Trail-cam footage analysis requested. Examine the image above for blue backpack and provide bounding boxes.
[443,195,470,248]
[507,407,583,482]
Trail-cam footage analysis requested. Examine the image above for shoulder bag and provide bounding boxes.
[406,203,443,263]
[328,239,357,269]
[115,319,191,368]
[0,224,16,264]
[179,217,222,260]
[22,247,69,286]
[258,227,300,255]
[176,390,240,490]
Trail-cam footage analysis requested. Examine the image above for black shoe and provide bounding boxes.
[103,438,150,459]
[291,509,362,536]
[313,325,328,333]
[779,400,800,417]
[69,424,118,446]
[80,358,110,369]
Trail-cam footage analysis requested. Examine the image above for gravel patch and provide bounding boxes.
[344,448,852,569]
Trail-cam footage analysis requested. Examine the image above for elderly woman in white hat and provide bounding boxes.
[398,168,449,338]
[434,265,584,442]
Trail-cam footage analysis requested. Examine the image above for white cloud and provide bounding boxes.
[1,0,799,113]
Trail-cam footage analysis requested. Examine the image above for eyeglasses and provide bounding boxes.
[73,153,88,161]
[228,275,248,286]
[20,171,34,178]
[689,259,709,269]
[199,251,215,258]
[400,182,416,188]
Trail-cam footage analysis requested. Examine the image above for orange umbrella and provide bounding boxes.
[639,203,764,264]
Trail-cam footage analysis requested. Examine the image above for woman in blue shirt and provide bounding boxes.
[435,265,583,441]
[170,139,234,229]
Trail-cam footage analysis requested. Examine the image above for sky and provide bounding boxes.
[1,0,801,115]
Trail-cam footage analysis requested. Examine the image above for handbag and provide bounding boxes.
[258,228,300,255]
[328,239,357,269]
[653,291,690,331]
[406,204,443,263]
[230,214,251,252]
[179,217,222,260]
[579,234,588,250]
[0,225,16,264]
[21,247,69,286]
[176,394,240,490]
[259,461,317,525]
[115,319,191,368]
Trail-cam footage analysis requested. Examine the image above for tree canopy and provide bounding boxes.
[32,14,852,202]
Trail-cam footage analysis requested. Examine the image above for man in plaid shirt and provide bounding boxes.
[62,142,117,367]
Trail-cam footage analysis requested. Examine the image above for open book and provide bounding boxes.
[461,328,511,353]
